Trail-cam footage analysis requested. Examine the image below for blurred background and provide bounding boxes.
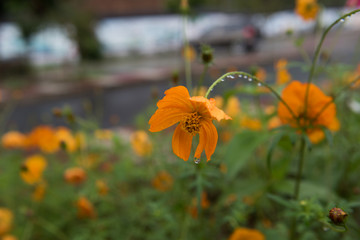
[0,0,359,131]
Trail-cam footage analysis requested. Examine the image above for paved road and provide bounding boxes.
[3,29,360,132]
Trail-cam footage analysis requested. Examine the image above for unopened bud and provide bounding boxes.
[329,207,348,225]
[52,108,63,118]
[201,45,213,65]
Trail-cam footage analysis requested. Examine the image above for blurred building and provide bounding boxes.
[87,0,167,17]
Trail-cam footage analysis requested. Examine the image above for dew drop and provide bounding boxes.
[322,227,329,232]
[257,82,262,86]
[228,75,235,79]
[210,88,213,91]
[238,74,242,78]
[244,75,248,79]
[194,158,201,164]
[221,78,225,82]
[340,18,345,22]
[248,78,252,82]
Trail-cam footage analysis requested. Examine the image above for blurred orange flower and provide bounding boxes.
[295,0,319,21]
[182,45,196,62]
[268,116,282,130]
[240,116,262,131]
[20,155,47,185]
[278,81,339,143]
[130,130,153,157]
[64,167,87,185]
[32,182,47,202]
[2,235,18,240]
[96,180,109,196]
[255,67,267,82]
[76,197,96,219]
[1,131,26,149]
[225,96,241,119]
[0,208,13,235]
[275,59,291,85]
[189,192,210,218]
[228,228,265,240]
[55,127,77,152]
[152,171,174,192]
[27,126,59,153]
[149,86,231,161]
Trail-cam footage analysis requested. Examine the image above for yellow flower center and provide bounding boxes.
[181,112,201,135]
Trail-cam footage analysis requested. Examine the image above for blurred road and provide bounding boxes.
[2,29,360,132]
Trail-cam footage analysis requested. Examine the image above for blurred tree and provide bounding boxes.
[0,0,102,62]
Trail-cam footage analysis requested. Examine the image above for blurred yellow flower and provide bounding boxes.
[131,130,153,157]
[76,197,96,219]
[96,180,109,196]
[225,96,241,118]
[55,127,77,152]
[182,45,196,62]
[94,129,113,140]
[1,131,26,149]
[77,154,99,169]
[225,194,237,206]
[192,86,207,96]
[295,0,319,21]
[264,105,276,115]
[219,163,228,174]
[152,171,174,192]
[214,95,224,109]
[32,182,47,202]
[64,167,87,185]
[220,131,233,143]
[20,155,47,185]
[275,59,291,85]
[240,116,262,131]
[228,227,265,240]
[27,126,59,153]
[0,208,13,235]
[75,132,87,150]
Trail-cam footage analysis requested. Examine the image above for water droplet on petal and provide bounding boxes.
[194,158,201,164]
[257,82,262,86]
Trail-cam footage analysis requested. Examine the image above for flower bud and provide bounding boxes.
[201,45,213,65]
[329,207,348,225]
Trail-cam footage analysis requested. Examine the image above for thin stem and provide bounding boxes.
[197,64,209,95]
[304,9,360,115]
[289,136,307,240]
[183,15,192,92]
[196,165,202,216]
[205,71,298,120]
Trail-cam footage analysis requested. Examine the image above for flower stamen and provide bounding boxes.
[181,112,201,135]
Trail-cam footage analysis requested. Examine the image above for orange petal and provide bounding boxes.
[190,96,231,122]
[194,126,206,159]
[201,120,218,161]
[157,86,193,111]
[149,108,184,132]
[172,124,193,161]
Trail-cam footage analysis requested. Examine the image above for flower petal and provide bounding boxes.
[157,86,193,111]
[149,108,184,132]
[172,125,193,161]
[201,120,218,161]
[194,126,206,159]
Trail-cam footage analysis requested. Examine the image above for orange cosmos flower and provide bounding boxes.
[76,197,96,219]
[32,182,47,202]
[278,81,339,143]
[26,126,59,153]
[55,127,77,152]
[130,130,153,157]
[275,59,291,85]
[228,228,265,240]
[149,86,231,161]
[295,0,319,21]
[20,155,47,185]
[64,167,87,185]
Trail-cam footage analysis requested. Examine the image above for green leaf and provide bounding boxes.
[225,130,270,180]
[267,193,295,208]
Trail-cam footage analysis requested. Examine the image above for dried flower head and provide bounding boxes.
[329,207,348,225]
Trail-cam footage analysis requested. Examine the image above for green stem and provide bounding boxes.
[196,165,202,216]
[197,64,209,95]
[183,15,192,92]
[304,9,360,116]
[289,136,307,240]
[205,71,298,120]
